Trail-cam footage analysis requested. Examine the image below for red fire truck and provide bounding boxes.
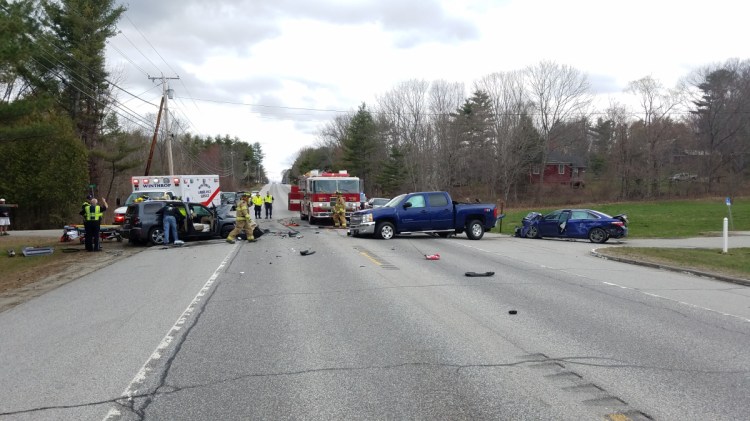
[296,170,361,223]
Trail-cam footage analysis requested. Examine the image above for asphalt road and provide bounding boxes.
[1,183,748,420]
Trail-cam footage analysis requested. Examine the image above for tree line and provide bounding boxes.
[2,0,748,228]
[0,0,266,228]
[287,61,750,206]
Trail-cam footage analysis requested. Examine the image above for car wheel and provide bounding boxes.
[149,227,165,246]
[376,222,395,240]
[526,226,539,239]
[466,220,484,240]
[588,227,608,244]
[220,225,233,238]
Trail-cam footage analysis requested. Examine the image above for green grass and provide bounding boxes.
[0,235,75,293]
[597,247,750,279]
[494,197,749,238]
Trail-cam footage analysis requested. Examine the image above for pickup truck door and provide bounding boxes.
[399,194,430,232]
[427,192,453,230]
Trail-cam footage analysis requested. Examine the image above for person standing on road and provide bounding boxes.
[158,202,179,245]
[332,192,347,228]
[227,193,257,244]
[252,192,263,219]
[264,192,274,219]
[359,191,367,210]
[0,198,16,236]
[80,197,107,252]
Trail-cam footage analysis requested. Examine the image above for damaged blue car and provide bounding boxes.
[515,209,628,243]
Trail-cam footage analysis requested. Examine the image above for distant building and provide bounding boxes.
[529,151,586,188]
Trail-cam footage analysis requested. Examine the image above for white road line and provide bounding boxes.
[102,250,234,420]
[602,281,750,324]
[459,243,750,324]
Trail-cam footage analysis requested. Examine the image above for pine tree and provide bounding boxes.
[342,103,378,191]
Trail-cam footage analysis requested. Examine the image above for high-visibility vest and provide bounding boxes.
[264,195,273,204]
[84,205,103,221]
[252,196,263,206]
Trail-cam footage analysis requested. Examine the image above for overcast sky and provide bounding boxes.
[107,0,747,181]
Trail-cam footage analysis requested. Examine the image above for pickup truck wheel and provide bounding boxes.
[376,222,395,240]
[466,220,485,240]
[149,227,165,246]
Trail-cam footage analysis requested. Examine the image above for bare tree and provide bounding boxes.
[376,79,432,191]
[476,71,539,203]
[428,80,465,191]
[625,76,680,197]
[316,113,352,169]
[525,61,592,202]
[681,59,750,194]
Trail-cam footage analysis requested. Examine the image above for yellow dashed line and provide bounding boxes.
[359,251,382,266]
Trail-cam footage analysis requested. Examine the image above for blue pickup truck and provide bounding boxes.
[349,191,499,240]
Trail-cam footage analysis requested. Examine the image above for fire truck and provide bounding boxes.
[296,170,361,223]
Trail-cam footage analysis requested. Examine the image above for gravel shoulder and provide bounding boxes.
[0,231,143,313]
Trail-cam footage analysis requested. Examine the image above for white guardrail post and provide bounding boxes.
[723,217,729,254]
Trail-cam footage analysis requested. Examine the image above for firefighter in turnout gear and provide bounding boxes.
[332,192,347,228]
[226,193,257,244]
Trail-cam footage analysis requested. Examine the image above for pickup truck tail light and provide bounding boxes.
[493,207,498,219]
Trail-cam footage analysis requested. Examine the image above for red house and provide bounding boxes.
[529,151,586,188]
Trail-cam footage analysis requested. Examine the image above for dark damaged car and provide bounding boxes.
[516,209,628,243]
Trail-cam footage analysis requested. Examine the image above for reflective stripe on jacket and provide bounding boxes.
[235,202,250,220]
[85,205,103,221]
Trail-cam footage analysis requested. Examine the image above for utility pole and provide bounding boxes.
[148,74,180,175]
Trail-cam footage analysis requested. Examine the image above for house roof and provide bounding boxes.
[547,150,586,167]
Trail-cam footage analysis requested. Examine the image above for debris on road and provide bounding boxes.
[300,250,316,256]
[425,254,440,260]
[464,271,495,277]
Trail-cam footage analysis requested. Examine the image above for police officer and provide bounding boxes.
[80,197,108,251]
[264,192,274,219]
[252,192,263,219]
[226,193,257,244]
[332,192,347,228]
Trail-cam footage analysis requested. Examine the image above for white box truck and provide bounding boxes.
[113,175,221,224]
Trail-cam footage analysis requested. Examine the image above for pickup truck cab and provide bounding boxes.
[349,191,498,240]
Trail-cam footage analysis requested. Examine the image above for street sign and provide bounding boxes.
[725,197,732,206]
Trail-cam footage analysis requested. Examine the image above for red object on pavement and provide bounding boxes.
[425,254,440,260]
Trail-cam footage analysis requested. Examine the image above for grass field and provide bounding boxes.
[491,196,750,280]
[597,247,750,279]
[494,196,749,238]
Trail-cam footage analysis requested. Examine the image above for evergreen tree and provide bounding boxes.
[0,98,88,228]
[40,0,126,185]
[342,103,378,191]
[375,145,405,196]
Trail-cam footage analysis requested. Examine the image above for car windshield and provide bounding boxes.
[312,179,360,193]
[383,194,406,208]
